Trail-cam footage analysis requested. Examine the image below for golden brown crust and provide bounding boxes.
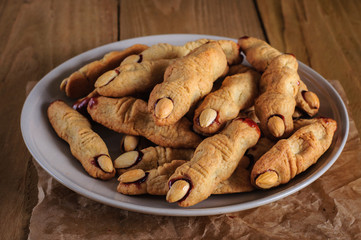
[115,146,194,174]
[121,39,210,65]
[295,80,320,117]
[167,118,260,207]
[60,44,148,99]
[147,160,187,195]
[87,96,202,148]
[293,117,329,131]
[238,36,320,120]
[238,36,282,72]
[95,59,173,97]
[214,137,274,194]
[117,160,187,195]
[255,54,300,139]
[238,36,320,118]
[212,163,254,194]
[251,118,337,189]
[117,157,256,196]
[148,42,228,126]
[193,67,260,135]
[227,64,255,76]
[47,100,115,180]
[117,137,273,196]
[217,40,242,65]
[247,137,276,163]
[121,39,241,66]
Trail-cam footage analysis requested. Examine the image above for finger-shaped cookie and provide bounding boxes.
[166,118,260,207]
[60,44,148,99]
[72,90,100,117]
[94,59,173,97]
[121,39,210,65]
[295,80,320,117]
[193,67,260,135]
[118,137,271,196]
[251,117,337,189]
[217,40,242,65]
[211,136,274,194]
[214,137,274,194]
[113,146,194,174]
[255,54,300,139]
[47,100,115,180]
[87,96,202,148]
[238,36,320,120]
[238,36,282,72]
[227,63,254,76]
[293,117,329,131]
[238,36,320,119]
[117,158,255,196]
[117,160,187,195]
[148,42,228,126]
[122,39,240,66]
[212,158,254,194]
[243,137,275,167]
[239,106,260,124]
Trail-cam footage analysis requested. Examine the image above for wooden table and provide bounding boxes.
[1,0,360,239]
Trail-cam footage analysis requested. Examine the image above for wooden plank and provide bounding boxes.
[119,0,265,40]
[257,0,361,133]
[0,0,118,239]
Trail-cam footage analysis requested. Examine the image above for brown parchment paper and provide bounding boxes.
[27,80,361,240]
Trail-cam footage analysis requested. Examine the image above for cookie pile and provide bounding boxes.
[48,37,336,207]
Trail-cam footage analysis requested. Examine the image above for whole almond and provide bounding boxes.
[95,70,119,87]
[97,155,114,173]
[114,151,139,169]
[122,135,139,152]
[268,115,285,138]
[199,108,217,128]
[166,180,190,203]
[255,171,279,189]
[303,91,320,109]
[119,169,146,183]
[155,98,174,119]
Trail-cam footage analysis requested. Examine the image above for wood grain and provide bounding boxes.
[119,0,265,40]
[257,0,361,132]
[0,0,117,239]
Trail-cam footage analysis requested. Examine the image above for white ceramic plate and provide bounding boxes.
[21,34,349,216]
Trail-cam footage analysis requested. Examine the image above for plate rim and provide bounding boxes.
[21,34,349,216]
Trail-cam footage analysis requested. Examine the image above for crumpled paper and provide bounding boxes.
[27,81,361,240]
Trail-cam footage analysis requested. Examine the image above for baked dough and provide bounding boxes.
[166,117,260,207]
[238,36,281,72]
[114,146,194,174]
[212,159,254,194]
[60,44,148,98]
[193,65,260,135]
[238,36,320,118]
[121,39,210,65]
[251,117,337,189]
[94,59,173,97]
[255,54,300,138]
[47,100,115,180]
[117,160,187,195]
[295,80,320,117]
[117,158,256,196]
[122,39,241,66]
[87,96,202,148]
[148,41,228,126]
